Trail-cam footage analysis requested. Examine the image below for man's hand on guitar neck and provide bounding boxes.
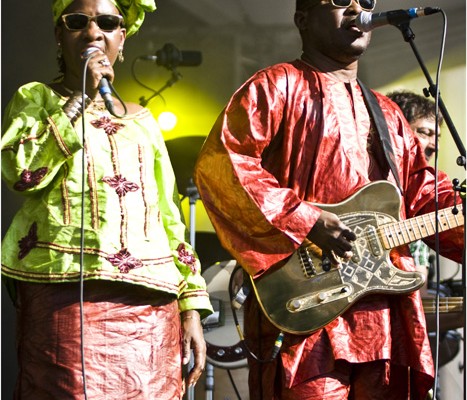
[307,209,357,265]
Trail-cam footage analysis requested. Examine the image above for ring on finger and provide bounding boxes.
[99,59,111,67]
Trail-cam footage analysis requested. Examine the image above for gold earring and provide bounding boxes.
[118,48,124,63]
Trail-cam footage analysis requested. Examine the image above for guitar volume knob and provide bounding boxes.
[289,299,302,311]
[318,292,328,302]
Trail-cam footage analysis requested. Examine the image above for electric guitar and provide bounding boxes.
[423,296,465,333]
[422,297,464,315]
[250,181,464,334]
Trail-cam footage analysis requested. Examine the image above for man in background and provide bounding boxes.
[387,90,444,296]
[388,90,463,400]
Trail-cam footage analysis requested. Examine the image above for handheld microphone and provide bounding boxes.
[97,78,114,113]
[140,43,202,68]
[82,47,115,113]
[356,7,441,32]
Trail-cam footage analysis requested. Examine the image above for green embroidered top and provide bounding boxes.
[1,82,212,318]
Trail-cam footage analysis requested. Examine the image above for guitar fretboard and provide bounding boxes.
[380,207,464,249]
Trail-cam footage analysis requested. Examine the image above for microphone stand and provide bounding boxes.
[395,22,466,167]
[185,179,199,400]
[394,20,466,400]
[184,179,215,400]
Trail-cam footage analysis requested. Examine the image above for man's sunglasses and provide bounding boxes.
[329,0,376,12]
[61,13,124,32]
[301,0,376,12]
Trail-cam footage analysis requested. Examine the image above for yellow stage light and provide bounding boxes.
[158,111,178,131]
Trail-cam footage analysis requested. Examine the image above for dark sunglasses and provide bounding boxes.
[301,0,376,12]
[330,0,376,12]
[61,13,123,32]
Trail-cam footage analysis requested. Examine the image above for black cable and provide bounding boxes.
[258,304,264,400]
[139,69,181,107]
[228,265,284,365]
[226,369,243,400]
[106,80,127,118]
[131,56,161,95]
[76,53,130,399]
[78,56,93,400]
[130,56,182,107]
[430,10,447,399]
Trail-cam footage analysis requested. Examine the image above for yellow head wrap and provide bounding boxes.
[52,0,156,37]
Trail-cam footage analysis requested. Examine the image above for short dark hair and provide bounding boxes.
[387,90,444,125]
[296,0,319,11]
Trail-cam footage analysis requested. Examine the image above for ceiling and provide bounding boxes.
[1,0,465,105]
[143,0,466,89]
[170,0,463,27]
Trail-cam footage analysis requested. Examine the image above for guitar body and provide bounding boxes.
[251,181,426,334]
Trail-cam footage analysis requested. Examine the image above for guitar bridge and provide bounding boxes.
[286,283,353,313]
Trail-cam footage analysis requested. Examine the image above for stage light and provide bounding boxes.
[158,111,178,131]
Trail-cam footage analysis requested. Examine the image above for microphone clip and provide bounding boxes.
[155,43,185,70]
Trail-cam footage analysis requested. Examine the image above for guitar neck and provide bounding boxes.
[422,297,464,314]
[381,207,464,249]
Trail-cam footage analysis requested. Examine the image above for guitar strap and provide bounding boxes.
[358,79,404,195]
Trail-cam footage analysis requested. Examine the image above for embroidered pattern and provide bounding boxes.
[13,167,48,191]
[102,175,139,196]
[91,116,125,136]
[107,248,143,273]
[18,222,38,259]
[84,141,100,230]
[137,145,151,237]
[177,243,197,274]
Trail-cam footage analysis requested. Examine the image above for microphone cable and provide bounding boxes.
[428,10,447,399]
[226,368,243,400]
[130,55,182,107]
[228,264,284,365]
[76,48,128,400]
[77,53,96,400]
[105,79,127,118]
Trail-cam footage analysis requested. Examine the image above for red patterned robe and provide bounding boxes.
[194,59,464,398]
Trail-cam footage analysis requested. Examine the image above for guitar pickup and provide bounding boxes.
[286,284,353,313]
[366,225,383,257]
[350,241,362,264]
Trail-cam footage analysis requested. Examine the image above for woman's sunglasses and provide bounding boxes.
[61,13,124,32]
[329,0,376,12]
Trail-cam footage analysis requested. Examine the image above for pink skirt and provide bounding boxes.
[14,280,183,399]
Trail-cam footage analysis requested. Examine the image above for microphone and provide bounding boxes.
[356,7,441,32]
[98,78,114,113]
[140,43,202,68]
[82,47,115,113]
